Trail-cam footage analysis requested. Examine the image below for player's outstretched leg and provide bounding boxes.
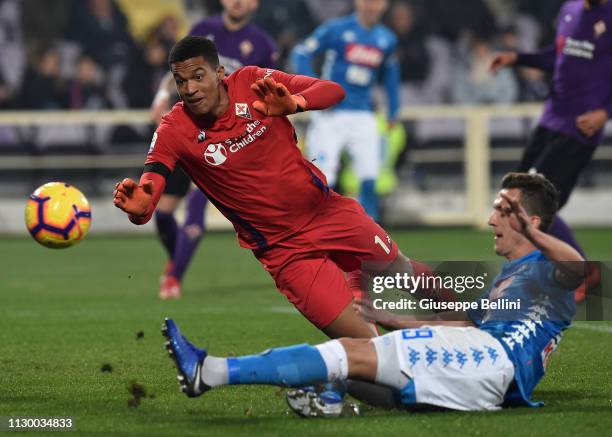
[161,319,388,415]
[156,194,182,299]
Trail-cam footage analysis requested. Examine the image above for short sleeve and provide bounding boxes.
[144,122,179,172]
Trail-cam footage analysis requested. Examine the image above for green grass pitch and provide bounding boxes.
[2,228,611,436]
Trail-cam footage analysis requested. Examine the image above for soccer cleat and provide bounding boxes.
[161,318,210,397]
[159,260,175,284]
[160,275,182,300]
[286,387,352,418]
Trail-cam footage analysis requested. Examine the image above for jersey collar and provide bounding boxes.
[505,250,544,270]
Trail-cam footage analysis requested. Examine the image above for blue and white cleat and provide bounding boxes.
[161,318,209,397]
[286,386,356,418]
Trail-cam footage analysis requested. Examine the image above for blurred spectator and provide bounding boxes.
[20,0,71,52]
[517,0,566,45]
[68,55,110,109]
[386,0,430,84]
[122,33,171,108]
[304,0,352,24]
[426,0,498,41]
[0,72,13,109]
[65,0,135,72]
[0,0,25,93]
[154,15,181,50]
[498,26,548,102]
[198,0,224,16]
[17,45,68,109]
[255,0,317,69]
[452,37,519,105]
[483,0,519,28]
[114,0,188,43]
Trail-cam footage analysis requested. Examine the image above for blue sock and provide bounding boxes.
[226,344,328,387]
[359,179,379,221]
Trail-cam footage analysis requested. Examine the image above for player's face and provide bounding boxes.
[355,0,389,27]
[488,188,526,257]
[171,57,225,116]
[221,0,258,22]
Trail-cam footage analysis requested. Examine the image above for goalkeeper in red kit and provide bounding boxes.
[113,36,447,339]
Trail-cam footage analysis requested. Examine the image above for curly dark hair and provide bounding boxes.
[168,36,219,68]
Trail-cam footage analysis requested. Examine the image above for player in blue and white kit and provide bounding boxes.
[161,172,585,414]
[291,0,400,220]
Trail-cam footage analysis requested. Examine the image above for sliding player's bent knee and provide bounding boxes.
[371,333,410,390]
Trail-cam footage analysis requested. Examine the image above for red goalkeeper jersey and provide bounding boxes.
[145,66,344,249]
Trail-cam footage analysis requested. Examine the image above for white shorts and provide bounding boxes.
[376,326,515,411]
[306,110,380,185]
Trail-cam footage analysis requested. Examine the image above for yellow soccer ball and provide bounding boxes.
[24,182,92,249]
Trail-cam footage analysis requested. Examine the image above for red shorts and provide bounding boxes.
[253,192,398,329]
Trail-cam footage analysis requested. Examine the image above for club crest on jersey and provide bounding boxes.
[235,103,252,120]
[204,143,227,166]
[197,130,206,142]
[240,39,254,57]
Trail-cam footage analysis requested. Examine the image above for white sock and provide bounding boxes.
[371,334,410,389]
[201,356,228,387]
[315,340,349,381]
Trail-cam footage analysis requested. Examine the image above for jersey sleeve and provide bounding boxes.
[516,45,557,71]
[144,121,180,175]
[290,21,335,77]
[382,33,401,121]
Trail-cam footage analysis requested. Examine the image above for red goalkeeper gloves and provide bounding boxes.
[113,178,154,220]
[250,77,307,116]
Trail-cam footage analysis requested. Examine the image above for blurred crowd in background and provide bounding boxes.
[0,0,566,112]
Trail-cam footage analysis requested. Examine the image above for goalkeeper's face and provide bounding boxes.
[355,0,389,27]
[171,57,226,116]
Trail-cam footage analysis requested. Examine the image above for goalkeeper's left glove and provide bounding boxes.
[250,77,306,116]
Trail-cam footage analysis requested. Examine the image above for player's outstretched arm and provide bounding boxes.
[250,77,307,116]
[113,172,166,225]
[498,191,585,287]
[251,75,344,116]
[490,52,518,73]
[491,45,557,73]
[250,68,345,117]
